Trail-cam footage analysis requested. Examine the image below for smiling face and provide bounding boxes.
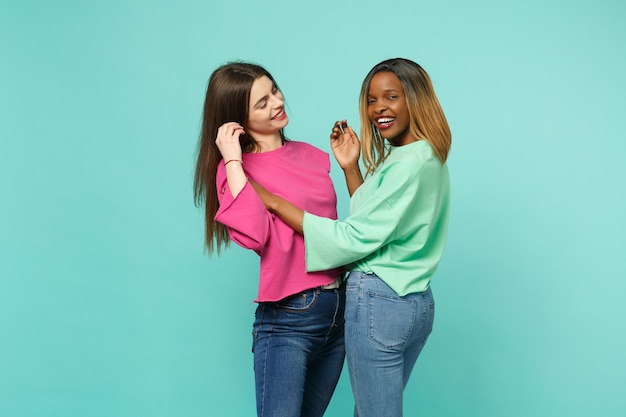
[367,71,415,146]
[246,75,288,140]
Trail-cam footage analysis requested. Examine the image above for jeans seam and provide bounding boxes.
[324,290,340,340]
[255,305,276,417]
[263,308,274,417]
[420,295,435,348]
[350,274,362,416]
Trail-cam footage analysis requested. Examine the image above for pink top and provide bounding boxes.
[215,141,341,302]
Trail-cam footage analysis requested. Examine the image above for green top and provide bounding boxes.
[303,140,450,296]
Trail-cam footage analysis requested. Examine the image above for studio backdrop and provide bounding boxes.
[1,1,625,416]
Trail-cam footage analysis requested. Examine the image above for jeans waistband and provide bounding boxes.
[319,277,343,290]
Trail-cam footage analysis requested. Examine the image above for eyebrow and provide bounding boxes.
[368,88,402,96]
[253,95,269,109]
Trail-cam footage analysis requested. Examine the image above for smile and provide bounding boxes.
[272,109,286,121]
[376,117,395,129]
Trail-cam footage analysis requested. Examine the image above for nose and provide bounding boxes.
[270,94,283,108]
[373,101,387,113]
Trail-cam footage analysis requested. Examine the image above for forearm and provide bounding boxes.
[342,165,364,197]
[224,160,246,197]
[249,180,304,234]
[266,195,304,235]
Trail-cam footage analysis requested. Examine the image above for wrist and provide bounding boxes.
[224,159,243,167]
[341,163,360,173]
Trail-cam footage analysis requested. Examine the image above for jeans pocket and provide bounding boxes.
[368,291,417,349]
[275,289,318,311]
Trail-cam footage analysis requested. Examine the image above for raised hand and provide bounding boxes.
[215,122,245,162]
[330,120,361,170]
[330,120,364,196]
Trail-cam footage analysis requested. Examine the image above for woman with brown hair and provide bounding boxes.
[193,62,345,417]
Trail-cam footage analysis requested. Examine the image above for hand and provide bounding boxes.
[330,120,361,170]
[215,122,245,162]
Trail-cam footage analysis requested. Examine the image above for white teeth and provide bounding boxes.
[378,117,394,123]
[273,110,284,119]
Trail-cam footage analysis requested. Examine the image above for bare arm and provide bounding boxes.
[330,120,363,196]
[215,122,247,197]
[249,181,304,235]
[341,164,364,197]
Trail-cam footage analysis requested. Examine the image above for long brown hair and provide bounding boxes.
[359,58,451,175]
[193,62,285,254]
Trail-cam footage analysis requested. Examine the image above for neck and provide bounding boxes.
[252,133,284,153]
[387,128,417,147]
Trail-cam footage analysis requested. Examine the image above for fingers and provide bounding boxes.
[330,120,341,139]
[221,121,244,130]
[216,122,245,142]
[216,122,245,160]
[338,120,346,134]
[345,125,359,142]
[330,119,348,140]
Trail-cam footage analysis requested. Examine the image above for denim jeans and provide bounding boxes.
[345,272,434,417]
[252,284,346,417]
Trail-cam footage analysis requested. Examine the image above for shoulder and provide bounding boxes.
[396,141,440,166]
[288,140,327,156]
[287,140,330,165]
[383,141,443,179]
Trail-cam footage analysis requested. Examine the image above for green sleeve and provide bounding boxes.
[303,158,422,272]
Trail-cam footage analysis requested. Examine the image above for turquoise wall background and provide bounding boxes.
[1,0,625,416]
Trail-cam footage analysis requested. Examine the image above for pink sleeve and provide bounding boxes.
[214,165,271,252]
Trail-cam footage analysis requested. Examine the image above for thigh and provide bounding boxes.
[401,287,435,387]
[345,272,429,417]
[302,288,346,417]
[252,300,312,417]
[252,288,345,417]
[345,273,408,416]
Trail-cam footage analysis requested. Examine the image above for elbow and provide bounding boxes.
[228,224,270,251]
[231,234,266,251]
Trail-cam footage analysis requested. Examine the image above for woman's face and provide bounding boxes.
[367,71,414,146]
[246,75,288,139]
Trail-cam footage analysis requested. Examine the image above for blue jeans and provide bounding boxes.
[252,284,346,417]
[345,272,434,417]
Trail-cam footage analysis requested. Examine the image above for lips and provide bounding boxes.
[376,116,395,129]
[272,108,286,121]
